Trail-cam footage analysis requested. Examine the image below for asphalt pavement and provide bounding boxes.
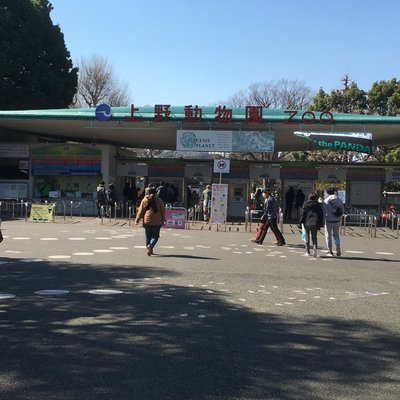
[0,218,399,400]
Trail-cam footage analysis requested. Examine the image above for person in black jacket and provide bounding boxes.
[299,191,324,257]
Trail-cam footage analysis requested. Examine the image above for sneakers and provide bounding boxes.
[326,251,334,257]
[304,252,310,256]
[276,241,285,246]
[146,245,153,256]
[336,246,341,257]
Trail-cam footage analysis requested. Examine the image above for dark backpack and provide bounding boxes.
[97,188,106,205]
[329,200,343,217]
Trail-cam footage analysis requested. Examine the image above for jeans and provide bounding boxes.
[324,221,341,251]
[143,224,162,248]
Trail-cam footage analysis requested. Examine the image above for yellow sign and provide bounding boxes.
[29,204,54,222]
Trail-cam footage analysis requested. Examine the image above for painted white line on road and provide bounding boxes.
[12,237,31,240]
[0,293,16,300]
[40,238,58,241]
[184,246,195,250]
[48,255,71,259]
[68,238,87,241]
[109,247,129,250]
[19,258,43,262]
[345,250,364,254]
[95,237,113,240]
[88,289,123,295]
[375,252,394,255]
[93,249,114,253]
[34,290,70,296]
[73,252,94,256]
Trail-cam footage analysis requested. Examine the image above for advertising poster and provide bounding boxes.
[164,208,186,229]
[177,130,274,153]
[210,184,228,224]
[29,204,54,222]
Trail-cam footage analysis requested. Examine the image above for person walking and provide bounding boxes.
[107,183,117,217]
[202,184,212,222]
[135,187,166,256]
[323,187,344,257]
[295,188,305,219]
[256,188,286,246]
[284,187,295,220]
[299,191,324,257]
[96,181,107,217]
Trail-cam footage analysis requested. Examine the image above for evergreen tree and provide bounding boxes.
[0,0,77,110]
[368,78,400,116]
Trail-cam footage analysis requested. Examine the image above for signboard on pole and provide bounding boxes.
[213,159,230,174]
[210,183,228,224]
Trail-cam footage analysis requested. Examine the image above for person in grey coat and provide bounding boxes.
[323,187,344,257]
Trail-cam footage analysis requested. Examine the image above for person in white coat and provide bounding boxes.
[323,187,344,256]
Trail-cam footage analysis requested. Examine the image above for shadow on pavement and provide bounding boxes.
[0,258,399,400]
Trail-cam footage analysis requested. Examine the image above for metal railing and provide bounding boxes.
[244,207,284,233]
[341,213,377,237]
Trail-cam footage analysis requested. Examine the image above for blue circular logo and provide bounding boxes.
[95,103,112,121]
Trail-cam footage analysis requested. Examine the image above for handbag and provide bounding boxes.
[300,226,306,242]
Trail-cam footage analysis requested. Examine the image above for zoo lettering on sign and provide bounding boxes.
[284,110,334,125]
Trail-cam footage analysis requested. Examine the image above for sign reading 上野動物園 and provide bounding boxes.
[294,131,372,155]
[176,130,274,152]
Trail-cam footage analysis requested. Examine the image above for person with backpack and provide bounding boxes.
[299,191,324,257]
[96,181,107,217]
[323,187,344,257]
[107,183,117,217]
[135,186,166,256]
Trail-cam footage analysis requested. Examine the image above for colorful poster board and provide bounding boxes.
[29,204,54,222]
[31,145,101,176]
[210,184,228,224]
[164,208,186,229]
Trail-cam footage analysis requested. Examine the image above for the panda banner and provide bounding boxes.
[294,131,372,155]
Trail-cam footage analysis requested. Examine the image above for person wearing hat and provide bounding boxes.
[202,184,212,222]
[256,188,286,246]
[323,187,344,256]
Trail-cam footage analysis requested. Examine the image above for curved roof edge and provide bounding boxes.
[1,106,400,125]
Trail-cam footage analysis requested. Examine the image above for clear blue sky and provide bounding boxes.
[50,0,399,107]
